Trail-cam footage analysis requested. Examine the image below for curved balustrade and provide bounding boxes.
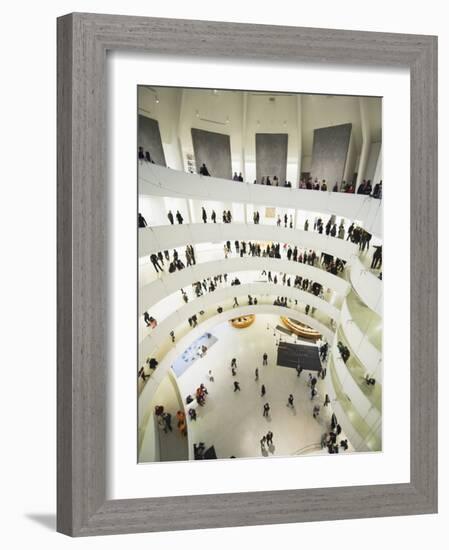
[139,296,335,365]
[140,163,383,238]
[336,327,382,412]
[327,356,381,452]
[139,256,350,316]
[138,304,335,426]
[139,282,339,352]
[340,297,382,374]
[349,256,382,316]
[331,338,381,419]
[139,222,359,262]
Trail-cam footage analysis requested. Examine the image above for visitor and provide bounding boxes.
[263,403,270,417]
[138,213,147,228]
[199,163,210,176]
[162,412,172,432]
[150,253,163,273]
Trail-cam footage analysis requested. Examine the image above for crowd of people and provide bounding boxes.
[145,212,381,276]
[142,268,334,345]
[147,239,348,282]
[251,175,382,199]
[141,241,346,360]
[149,206,380,264]
[148,245,197,274]
[138,145,382,199]
[158,337,350,457]
[320,412,347,453]
[145,279,355,457]
[141,204,377,246]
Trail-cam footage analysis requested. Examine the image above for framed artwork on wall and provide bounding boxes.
[57,13,437,536]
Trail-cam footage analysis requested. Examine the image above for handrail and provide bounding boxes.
[139,163,383,238]
[139,222,360,262]
[139,258,349,316]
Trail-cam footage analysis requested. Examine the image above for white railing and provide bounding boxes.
[139,222,359,262]
[140,163,383,237]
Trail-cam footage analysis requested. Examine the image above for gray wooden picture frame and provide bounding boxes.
[57,12,438,537]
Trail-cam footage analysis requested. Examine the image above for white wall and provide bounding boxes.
[301,95,363,164]
[178,88,244,172]
[138,86,184,170]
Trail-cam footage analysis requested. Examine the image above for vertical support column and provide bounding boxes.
[177,89,186,171]
[373,143,382,184]
[343,131,355,185]
[242,92,248,181]
[187,198,195,224]
[356,97,372,190]
[296,94,302,186]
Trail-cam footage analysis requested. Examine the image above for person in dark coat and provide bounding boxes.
[138,213,147,228]
[199,163,210,176]
[167,210,174,225]
[163,412,172,432]
[150,253,163,273]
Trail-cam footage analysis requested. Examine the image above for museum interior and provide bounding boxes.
[137,87,382,462]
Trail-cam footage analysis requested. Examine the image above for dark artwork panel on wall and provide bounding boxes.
[256,133,288,184]
[138,115,167,167]
[311,123,352,185]
[191,128,232,180]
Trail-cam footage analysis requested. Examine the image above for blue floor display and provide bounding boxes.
[171,332,218,377]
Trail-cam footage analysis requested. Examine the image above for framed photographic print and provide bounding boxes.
[57,13,438,536]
